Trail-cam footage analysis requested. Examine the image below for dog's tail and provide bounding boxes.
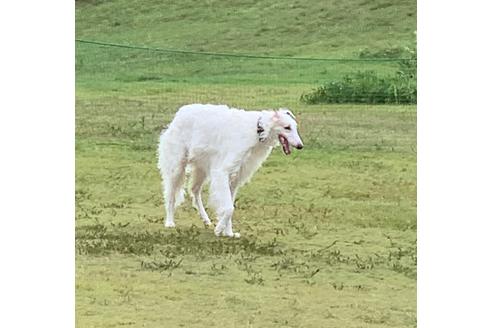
[157,128,186,208]
[157,127,168,173]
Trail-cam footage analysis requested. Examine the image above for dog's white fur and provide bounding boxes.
[157,104,303,238]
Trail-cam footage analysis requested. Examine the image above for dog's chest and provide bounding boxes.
[239,145,273,174]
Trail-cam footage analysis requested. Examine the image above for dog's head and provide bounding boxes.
[269,108,304,155]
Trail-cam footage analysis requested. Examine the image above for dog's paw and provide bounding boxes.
[214,224,225,236]
[164,221,176,228]
[221,231,241,238]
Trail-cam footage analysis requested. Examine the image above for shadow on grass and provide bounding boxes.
[76,223,416,279]
[76,224,285,257]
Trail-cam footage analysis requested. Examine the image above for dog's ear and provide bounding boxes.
[272,111,280,122]
[279,108,296,120]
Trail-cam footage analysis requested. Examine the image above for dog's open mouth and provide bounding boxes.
[278,135,291,155]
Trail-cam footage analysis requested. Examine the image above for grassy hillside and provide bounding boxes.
[76,0,416,88]
[76,1,416,327]
[76,0,416,57]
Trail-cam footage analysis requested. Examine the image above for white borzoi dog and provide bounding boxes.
[157,104,303,238]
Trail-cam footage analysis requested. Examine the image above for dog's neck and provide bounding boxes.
[257,111,277,143]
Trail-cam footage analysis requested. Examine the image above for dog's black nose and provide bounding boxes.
[296,144,303,150]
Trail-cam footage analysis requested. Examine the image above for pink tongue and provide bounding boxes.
[279,135,291,155]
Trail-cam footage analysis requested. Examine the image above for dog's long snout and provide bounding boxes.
[296,144,304,150]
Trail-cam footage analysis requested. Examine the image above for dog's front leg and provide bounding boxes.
[215,207,240,238]
[210,171,240,238]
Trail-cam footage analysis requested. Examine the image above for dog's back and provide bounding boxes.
[161,104,258,161]
[171,104,233,131]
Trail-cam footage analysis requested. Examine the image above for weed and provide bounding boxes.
[209,263,228,276]
[287,218,319,239]
[75,188,92,202]
[102,201,128,209]
[354,254,375,271]
[301,70,416,104]
[331,282,344,291]
[244,271,264,286]
[301,44,416,104]
[110,222,130,228]
[138,213,162,224]
[140,258,183,274]
[307,267,320,278]
[115,287,133,304]
[271,256,295,272]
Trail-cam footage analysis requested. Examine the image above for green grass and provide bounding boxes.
[76,0,416,57]
[76,0,416,87]
[76,1,416,327]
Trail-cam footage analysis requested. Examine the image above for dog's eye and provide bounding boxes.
[285,126,291,130]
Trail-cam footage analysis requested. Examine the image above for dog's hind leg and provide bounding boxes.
[190,167,211,226]
[162,165,185,228]
[210,170,240,238]
[159,142,187,228]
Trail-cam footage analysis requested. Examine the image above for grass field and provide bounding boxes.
[76,1,416,327]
